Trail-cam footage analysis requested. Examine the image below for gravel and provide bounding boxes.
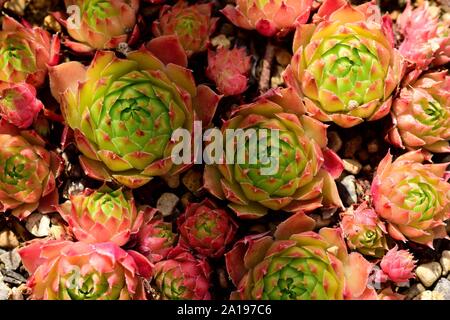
[0,249,21,271]
[433,278,450,300]
[156,193,180,217]
[25,213,51,237]
[440,251,450,276]
[416,262,443,287]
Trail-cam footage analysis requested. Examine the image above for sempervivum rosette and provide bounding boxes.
[379,246,416,285]
[53,0,139,52]
[204,88,344,219]
[49,46,220,189]
[387,71,450,153]
[284,0,404,128]
[177,199,237,258]
[0,120,62,219]
[372,150,450,247]
[0,16,59,87]
[152,1,218,57]
[0,81,43,128]
[153,246,211,300]
[206,47,251,96]
[136,210,177,262]
[397,1,450,83]
[19,240,153,300]
[225,213,377,300]
[57,186,144,246]
[340,202,387,257]
[221,0,313,37]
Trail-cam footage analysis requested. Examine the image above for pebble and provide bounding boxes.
[404,283,426,300]
[367,140,379,153]
[270,66,285,88]
[0,230,19,249]
[182,171,203,193]
[327,131,342,152]
[433,278,450,300]
[343,159,362,175]
[343,136,362,158]
[440,251,450,276]
[0,249,21,271]
[63,181,85,200]
[9,287,23,300]
[180,192,195,209]
[162,174,180,189]
[49,224,66,240]
[43,14,62,32]
[0,281,9,300]
[156,193,179,217]
[210,35,231,49]
[414,290,444,300]
[4,0,27,15]
[416,262,442,287]
[445,11,450,20]
[275,49,292,67]
[2,270,27,285]
[25,213,51,237]
[340,175,357,205]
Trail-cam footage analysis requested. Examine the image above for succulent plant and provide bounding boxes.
[136,210,177,262]
[379,246,416,285]
[397,1,450,83]
[204,87,343,219]
[177,199,237,258]
[387,71,450,153]
[284,0,404,128]
[225,212,376,300]
[153,246,211,300]
[53,0,139,53]
[49,47,220,189]
[221,0,313,37]
[372,150,450,247]
[152,1,218,57]
[57,186,144,246]
[0,16,59,87]
[19,240,153,300]
[206,47,251,96]
[0,81,43,128]
[340,202,387,257]
[0,120,62,219]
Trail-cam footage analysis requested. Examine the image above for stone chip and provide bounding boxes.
[416,262,442,287]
